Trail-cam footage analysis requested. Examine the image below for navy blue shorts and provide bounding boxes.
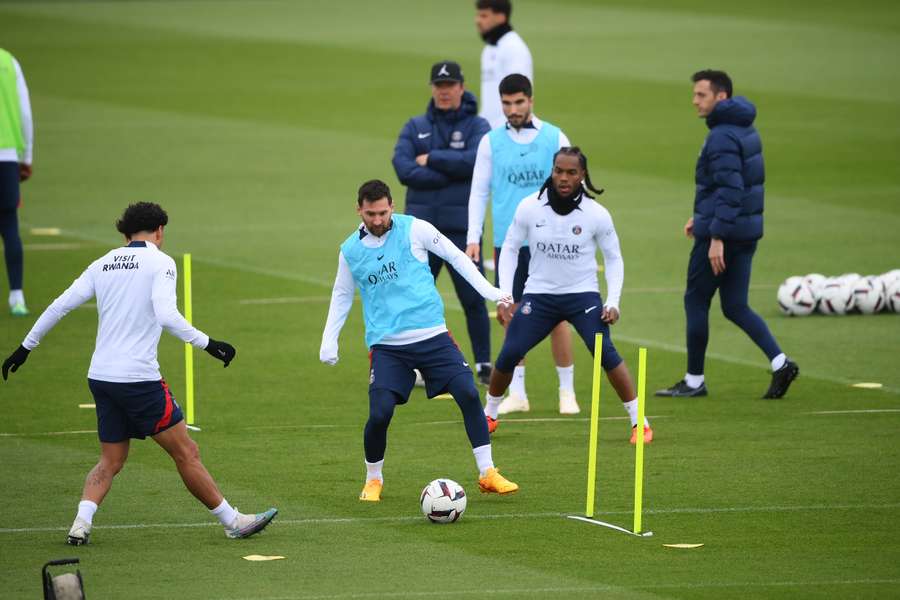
[88,378,183,443]
[493,246,530,303]
[495,292,624,373]
[369,332,473,400]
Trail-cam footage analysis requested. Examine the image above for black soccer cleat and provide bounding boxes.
[762,360,799,399]
[477,364,492,387]
[654,380,708,397]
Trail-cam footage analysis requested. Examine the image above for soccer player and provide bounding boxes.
[320,179,518,502]
[655,70,799,399]
[475,0,533,129]
[484,148,653,444]
[466,73,578,416]
[0,48,33,316]
[2,202,277,545]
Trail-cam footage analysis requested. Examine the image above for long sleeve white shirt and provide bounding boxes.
[480,30,533,129]
[23,241,209,382]
[467,116,570,245]
[320,218,506,364]
[0,57,33,164]
[499,190,625,309]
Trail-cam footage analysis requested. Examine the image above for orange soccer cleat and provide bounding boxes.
[359,479,383,502]
[478,467,519,495]
[630,425,653,444]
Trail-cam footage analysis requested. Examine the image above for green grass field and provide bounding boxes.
[1,1,899,598]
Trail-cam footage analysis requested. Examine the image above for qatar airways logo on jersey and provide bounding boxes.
[502,163,546,188]
[535,241,581,261]
[366,261,399,285]
[102,254,140,272]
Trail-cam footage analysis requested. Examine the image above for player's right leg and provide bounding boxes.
[0,163,26,316]
[68,440,130,546]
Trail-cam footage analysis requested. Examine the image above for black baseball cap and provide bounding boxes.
[430,61,464,84]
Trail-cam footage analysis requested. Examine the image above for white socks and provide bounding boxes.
[510,366,527,397]
[484,392,503,419]
[473,444,494,477]
[622,399,650,428]
[365,459,384,483]
[556,364,574,393]
[8,289,24,307]
[771,353,787,371]
[684,373,705,389]
[76,500,98,525]
[210,498,238,527]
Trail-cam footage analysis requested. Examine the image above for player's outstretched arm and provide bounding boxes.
[151,259,211,350]
[320,252,355,366]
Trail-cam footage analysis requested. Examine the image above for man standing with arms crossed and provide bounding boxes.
[0,48,33,316]
[2,202,277,544]
[467,74,578,416]
[655,70,798,400]
[475,0,532,129]
[392,61,493,384]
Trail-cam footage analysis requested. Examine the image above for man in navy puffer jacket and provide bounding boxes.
[656,70,798,400]
[392,61,493,384]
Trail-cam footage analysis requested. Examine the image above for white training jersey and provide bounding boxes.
[480,29,533,129]
[23,241,209,383]
[0,57,34,164]
[499,190,625,308]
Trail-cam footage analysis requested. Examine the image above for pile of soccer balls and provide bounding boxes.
[777,270,900,316]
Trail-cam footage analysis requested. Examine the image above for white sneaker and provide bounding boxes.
[66,517,91,546]
[497,393,529,414]
[559,388,580,414]
[225,508,278,539]
[414,369,425,388]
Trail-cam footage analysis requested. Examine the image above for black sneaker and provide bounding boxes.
[762,360,799,399]
[654,380,708,397]
[477,364,492,386]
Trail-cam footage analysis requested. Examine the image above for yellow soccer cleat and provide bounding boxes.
[359,479,383,502]
[630,425,653,445]
[478,467,519,495]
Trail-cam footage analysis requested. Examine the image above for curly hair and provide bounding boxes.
[115,202,169,237]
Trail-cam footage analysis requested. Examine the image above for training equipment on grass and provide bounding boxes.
[568,334,653,538]
[42,558,85,600]
[885,279,900,313]
[777,276,816,316]
[420,479,467,523]
[184,253,196,425]
[852,277,885,314]
[818,278,855,315]
[802,273,827,301]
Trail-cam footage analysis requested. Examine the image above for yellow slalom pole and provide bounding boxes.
[585,333,603,518]
[184,253,195,425]
[633,347,647,533]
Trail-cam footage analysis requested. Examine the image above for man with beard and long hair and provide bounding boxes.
[485,148,653,444]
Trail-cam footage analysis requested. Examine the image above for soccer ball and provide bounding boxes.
[879,269,900,288]
[818,278,855,315]
[885,279,900,313]
[776,277,816,316]
[839,273,861,286]
[803,273,827,301]
[852,277,885,314]
[420,479,467,523]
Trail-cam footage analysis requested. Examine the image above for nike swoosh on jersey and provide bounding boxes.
[417,132,431,139]
[585,306,598,314]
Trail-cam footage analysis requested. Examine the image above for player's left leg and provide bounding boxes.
[719,241,798,398]
[569,294,652,443]
[0,163,26,315]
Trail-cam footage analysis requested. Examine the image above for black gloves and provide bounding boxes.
[205,338,236,367]
[2,345,31,380]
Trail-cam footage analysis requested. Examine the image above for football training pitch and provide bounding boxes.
[1,1,899,598]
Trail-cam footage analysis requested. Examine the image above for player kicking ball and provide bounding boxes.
[484,147,653,444]
[320,180,518,501]
[2,202,276,545]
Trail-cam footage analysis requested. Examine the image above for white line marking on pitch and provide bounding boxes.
[804,409,900,415]
[238,296,331,305]
[0,429,97,437]
[3,503,897,535]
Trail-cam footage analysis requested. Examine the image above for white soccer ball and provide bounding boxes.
[852,277,885,314]
[818,279,855,315]
[803,273,827,301]
[777,277,816,316]
[420,478,467,523]
[879,269,900,288]
[839,272,861,286]
[885,279,900,313]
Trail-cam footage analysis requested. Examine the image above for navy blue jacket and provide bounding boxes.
[693,96,765,241]
[392,91,491,234]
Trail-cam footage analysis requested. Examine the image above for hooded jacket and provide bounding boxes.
[693,96,765,241]
[392,91,491,234]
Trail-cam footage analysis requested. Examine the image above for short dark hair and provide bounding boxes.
[357,179,393,207]
[691,69,733,98]
[499,73,532,98]
[475,0,511,17]
[115,202,168,237]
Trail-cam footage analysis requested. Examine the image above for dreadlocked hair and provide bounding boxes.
[539,146,604,199]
